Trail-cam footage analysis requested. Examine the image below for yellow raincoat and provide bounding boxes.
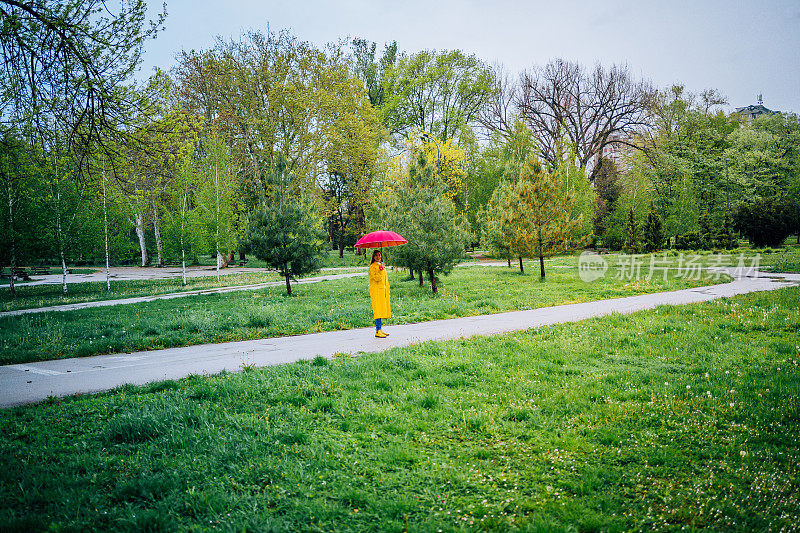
[369,261,391,319]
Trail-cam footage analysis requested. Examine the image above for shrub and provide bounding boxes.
[733,197,794,247]
[675,231,705,251]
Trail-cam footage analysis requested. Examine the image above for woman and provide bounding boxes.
[369,249,391,338]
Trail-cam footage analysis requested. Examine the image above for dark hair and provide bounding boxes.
[371,250,382,264]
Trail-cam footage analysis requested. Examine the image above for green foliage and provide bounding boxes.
[675,231,705,251]
[713,215,738,250]
[382,153,471,293]
[642,203,664,252]
[624,208,642,254]
[733,197,795,247]
[478,187,513,265]
[592,157,621,239]
[382,49,496,146]
[496,156,587,276]
[190,131,237,264]
[617,86,799,250]
[470,120,538,238]
[243,158,327,295]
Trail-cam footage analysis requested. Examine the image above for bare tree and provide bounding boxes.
[477,66,518,139]
[515,59,653,178]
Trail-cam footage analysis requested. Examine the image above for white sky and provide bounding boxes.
[140,0,800,113]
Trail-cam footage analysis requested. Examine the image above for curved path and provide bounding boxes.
[1,270,797,408]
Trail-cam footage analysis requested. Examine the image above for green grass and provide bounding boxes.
[4,247,794,314]
[0,262,730,365]
[0,267,366,313]
[1,287,798,531]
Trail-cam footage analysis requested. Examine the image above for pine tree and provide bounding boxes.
[624,208,642,254]
[642,203,664,252]
[478,187,513,267]
[500,156,586,278]
[243,156,327,295]
[383,153,471,294]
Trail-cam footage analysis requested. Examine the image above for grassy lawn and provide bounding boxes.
[0,268,369,313]
[1,287,798,531]
[0,249,371,312]
[3,247,796,314]
[0,263,732,365]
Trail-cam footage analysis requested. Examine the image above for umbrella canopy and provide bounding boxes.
[354,230,408,249]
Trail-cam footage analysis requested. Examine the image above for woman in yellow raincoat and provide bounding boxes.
[369,249,391,337]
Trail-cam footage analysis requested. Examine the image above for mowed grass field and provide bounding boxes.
[0,287,798,531]
[0,259,734,365]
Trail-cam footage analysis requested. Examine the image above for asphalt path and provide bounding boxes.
[1,269,797,408]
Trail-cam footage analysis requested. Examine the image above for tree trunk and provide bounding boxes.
[418,269,423,286]
[135,212,148,267]
[153,203,164,267]
[284,263,292,296]
[180,194,187,286]
[7,179,15,296]
[239,250,245,261]
[102,166,111,290]
[215,163,220,282]
[518,256,524,274]
[538,232,546,279]
[56,185,68,294]
[428,268,437,294]
[507,256,511,268]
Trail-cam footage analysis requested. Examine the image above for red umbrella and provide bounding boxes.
[354,230,408,249]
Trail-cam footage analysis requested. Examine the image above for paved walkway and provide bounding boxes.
[1,270,797,408]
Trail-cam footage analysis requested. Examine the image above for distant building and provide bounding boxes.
[735,95,777,121]
[593,132,631,174]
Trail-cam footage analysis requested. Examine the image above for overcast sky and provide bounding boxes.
[140,0,800,113]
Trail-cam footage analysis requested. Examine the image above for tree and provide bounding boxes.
[499,156,586,277]
[382,153,470,294]
[733,197,794,248]
[642,203,663,252]
[243,156,327,296]
[382,49,496,146]
[0,0,166,157]
[318,57,384,257]
[0,130,39,295]
[193,130,237,280]
[479,185,513,267]
[512,59,652,175]
[610,85,733,247]
[624,208,641,254]
[351,38,398,109]
[593,157,622,240]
